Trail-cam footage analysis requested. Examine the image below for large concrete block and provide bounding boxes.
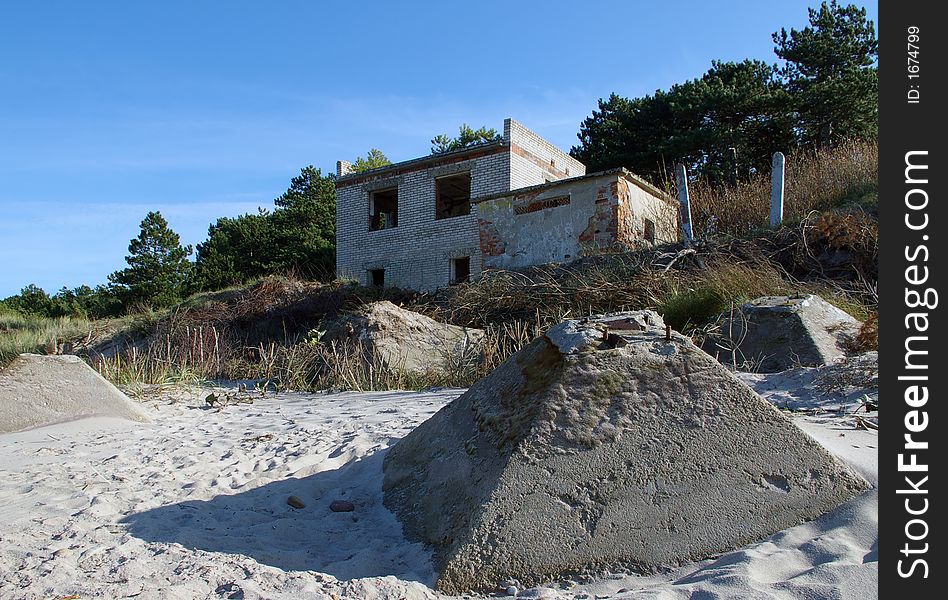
[321,301,484,377]
[0,354,150,433]
[383,312,868,593]
[701,294,862,372]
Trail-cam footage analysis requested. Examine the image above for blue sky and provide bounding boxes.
[0,1,878,297]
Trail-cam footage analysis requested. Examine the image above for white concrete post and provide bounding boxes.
[770,152,785,227]
[675,164,694,247]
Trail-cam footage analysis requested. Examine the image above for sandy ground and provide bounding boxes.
[0,363,877,600]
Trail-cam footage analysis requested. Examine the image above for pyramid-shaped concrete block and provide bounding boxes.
[701,294,861,372]
[0,354,150,433]
[382,311,868,594]
[321,301,484,376]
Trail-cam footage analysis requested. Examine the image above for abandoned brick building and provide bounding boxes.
[335,118,678,291]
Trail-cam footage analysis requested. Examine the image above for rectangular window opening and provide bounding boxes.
[436,172,472,219]
[369,187,398,231]
[644,218,657,244]
[369,268,385,287]
[450,257,471,285]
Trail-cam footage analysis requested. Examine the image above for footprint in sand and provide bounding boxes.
[252,459,278,474]
[327,446,348,459]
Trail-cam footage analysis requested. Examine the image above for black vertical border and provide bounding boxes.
[879,2,945,597]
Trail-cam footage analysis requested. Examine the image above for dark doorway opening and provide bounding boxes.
[369,269,385,287]
[451,257,470,284]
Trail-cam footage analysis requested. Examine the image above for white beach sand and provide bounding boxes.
[0,369,877,600]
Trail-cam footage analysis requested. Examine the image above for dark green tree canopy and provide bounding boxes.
[571,93,672,182]
[109,211,193,310]
[773,0,878,147]
[571,2,875,181]
[431,124,502,154]
[55,284,122,318]
[270,166,336,280]
[1,284,56,317]
[192,166,336,290]
[1,284,121,319]
[192,209,276,291]
[670,60,795,182]
[572,60,794,183]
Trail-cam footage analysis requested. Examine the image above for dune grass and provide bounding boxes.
[683,139,878,237]
[0,309,95,368]
[88,245,873,392]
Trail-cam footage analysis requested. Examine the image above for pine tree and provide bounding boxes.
[773,1,878,148]
[109,211,193,309]
[351,149,391,173]
[270,166,336,280]
[192,209,276,291]
[431,124,502,154]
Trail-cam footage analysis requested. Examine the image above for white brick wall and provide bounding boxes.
[505,118,586,189]
[509,153,555,190]
[335,119,587,291]
[336,150,509,291]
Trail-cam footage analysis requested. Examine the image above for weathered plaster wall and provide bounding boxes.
[615,176,680,245]
[477,172,679,271]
